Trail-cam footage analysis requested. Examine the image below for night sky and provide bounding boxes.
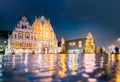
[0,0,120,48]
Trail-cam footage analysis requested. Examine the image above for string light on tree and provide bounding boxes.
[85,32,95,54]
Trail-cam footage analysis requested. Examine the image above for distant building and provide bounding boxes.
[59,38,86,54]
[0,36,7,54]
[6,16,36,54]
[58,36,99,54]
[0,30,11,54]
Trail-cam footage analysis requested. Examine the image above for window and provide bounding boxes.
[12,41,15,46]
[41,21,44,25]
[72,42,76,46]
[26,35,29,39]
[26,43,28,47]
[79,41,82,47]
[22,25,27,29]
[19,34,22,39]
[24,25,27,29]
[19,35,22,39]
[22,25,24,29]
[14,34,16,38]
[20,43,22,46]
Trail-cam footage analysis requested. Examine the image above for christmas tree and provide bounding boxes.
[85,32,95,54]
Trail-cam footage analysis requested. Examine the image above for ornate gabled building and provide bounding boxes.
[6,16,36,54]
[32,16,58,53]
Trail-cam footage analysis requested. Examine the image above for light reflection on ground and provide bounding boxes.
[0,54,111,82]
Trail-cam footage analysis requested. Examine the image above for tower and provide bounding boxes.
[85,32,95,54]
[61,37,65,53]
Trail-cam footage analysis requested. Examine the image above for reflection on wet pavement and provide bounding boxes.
[0,54,115,82]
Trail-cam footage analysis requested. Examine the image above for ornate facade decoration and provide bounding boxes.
[6,16,36,54]
[6,16,60,54]
[32,16,58,54]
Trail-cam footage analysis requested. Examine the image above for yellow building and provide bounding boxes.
[6,16,60,54]
[32,16,58,54]
[6,16,36,54]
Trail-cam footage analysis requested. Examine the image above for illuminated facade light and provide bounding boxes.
[72,42,76,46]
[6,16,36,54]
[69,42,72,45]
[32,16,59,54]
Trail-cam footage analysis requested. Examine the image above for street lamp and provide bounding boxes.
[117,38,120,42]
[108,45,116,53]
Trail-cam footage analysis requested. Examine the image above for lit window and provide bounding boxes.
[69,42,72,46]
[4,41,7,43]
[79,41,82,47]
[72,42,76,46]
[19,34,22,39]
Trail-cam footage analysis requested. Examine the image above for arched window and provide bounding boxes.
[26,35,29,39]
[19,34,22,39]
[24,25,27,29]
[22,25,24,29]
[20,43,22,46]
[41,21,44,25]
[26,43,28,47]
[12,41,15,46]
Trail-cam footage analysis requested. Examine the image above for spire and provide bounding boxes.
[41,16,45,20]
[61,37,65,45]
[22,16,27,22]
[60,37,65,53]
[22,8,26,16]
[35,16,37,20]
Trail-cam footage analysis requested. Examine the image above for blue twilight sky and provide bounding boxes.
[0,0,120,48]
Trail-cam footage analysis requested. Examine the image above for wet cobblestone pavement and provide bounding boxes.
[0,54,113,82]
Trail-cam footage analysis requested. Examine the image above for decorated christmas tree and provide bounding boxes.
[85,32,95,54]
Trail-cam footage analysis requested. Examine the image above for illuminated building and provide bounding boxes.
[85,32,95,54]
[0,30,11,54]
[116,54,120,82]
[32,16,59,54]
[6,16,36,54]
[0,36,7,54]
[58,38,86,54]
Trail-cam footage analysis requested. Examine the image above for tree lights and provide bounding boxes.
[85,32,95,54]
